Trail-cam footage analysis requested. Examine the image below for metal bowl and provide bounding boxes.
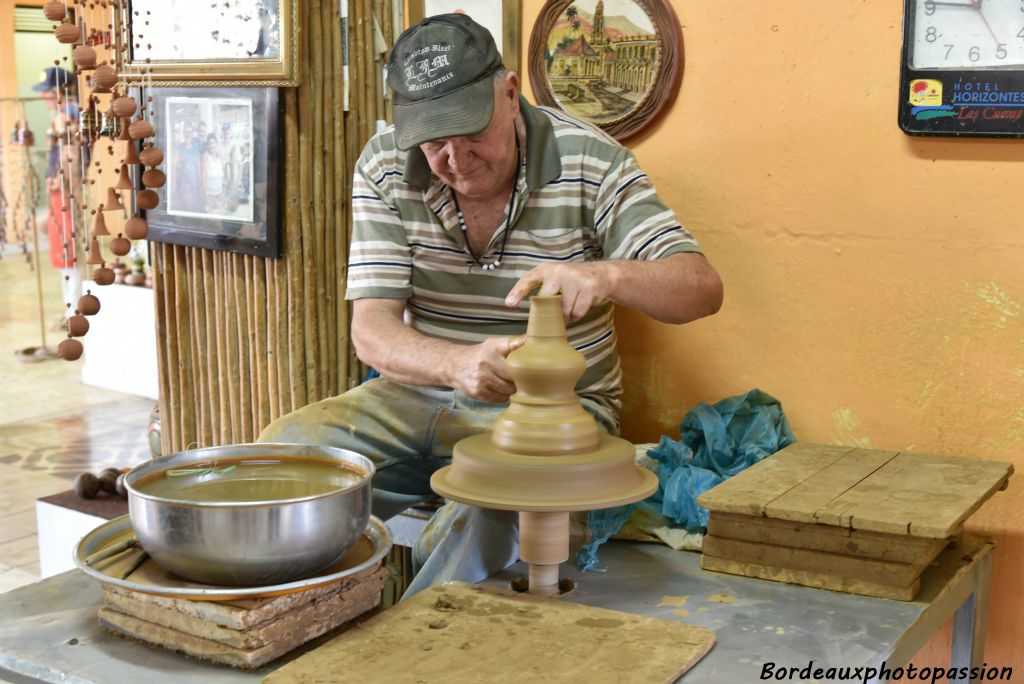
[124,443,373,586]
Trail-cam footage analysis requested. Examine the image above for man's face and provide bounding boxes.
[196,123,207,140]
[40,89,59,111]
[419,72,521,202]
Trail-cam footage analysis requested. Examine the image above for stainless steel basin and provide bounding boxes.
[124,443,373,586]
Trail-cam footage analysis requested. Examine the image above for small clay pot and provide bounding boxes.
[78,292,101,316]
[74,472,100,498]
[92,266,115,286]
[124,216,148,240]
[109,235,131,256]
[43,0,66,21]
[125,272,146,287]
[66,314,90,337]
[136,189,159,210]
[142,168,165,188]
[92,64,117,91]
[128,119,154,140]
[72,45,96,70]
[111,96,137,118]
[54,22,81,45]
[139,145,163,167]
[58,337,84,361]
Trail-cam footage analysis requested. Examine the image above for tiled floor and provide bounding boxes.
[0,243,152,594]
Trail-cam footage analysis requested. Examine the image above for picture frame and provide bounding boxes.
[116,0,299,86]
[527,0,683,141]
[139,87,282,259]
[408,0,521,75]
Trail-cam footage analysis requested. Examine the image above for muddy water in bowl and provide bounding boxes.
[125,444,374,587]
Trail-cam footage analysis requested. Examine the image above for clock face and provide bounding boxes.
[912,0,1024,69]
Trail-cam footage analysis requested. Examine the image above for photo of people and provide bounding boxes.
[165,96,255,225]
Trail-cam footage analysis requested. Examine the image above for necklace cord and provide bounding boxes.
[453,132,521,270]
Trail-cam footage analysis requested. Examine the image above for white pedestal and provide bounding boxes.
[80,281,159,399]
[35,500,108,578]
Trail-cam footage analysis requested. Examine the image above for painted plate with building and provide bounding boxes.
[528,0,682,141]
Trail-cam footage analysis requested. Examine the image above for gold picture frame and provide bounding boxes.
[408,0,521,75]
[115,0,300,87]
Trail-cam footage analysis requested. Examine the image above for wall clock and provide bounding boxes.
[899,0,1024,137]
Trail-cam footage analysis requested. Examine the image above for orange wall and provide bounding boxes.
[521,0,1023,671]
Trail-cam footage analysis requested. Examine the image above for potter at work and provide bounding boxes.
[259,13,723,595]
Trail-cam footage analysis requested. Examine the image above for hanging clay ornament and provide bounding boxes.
[136,189,159,210]
[139,145,163,167]
[77,291,101,316]
[93,266,115,286]
[124,216,148,240]
[58,337,84,361]
[72,45,96,70]
[123,141,141,165]
[92,64,117,92]
[109,235,131,256]
[118,117,133,141]
[92,208,109,237]
[66,314,90,337]
[111,95,137,118]
[104,187,124,211]
[86,238,104,265]
[54,21,81,44]
[111,260,128,285]
[129,119,154,140]
[142,168,165,188]
[43,0,66,21]
[114,163,133,190]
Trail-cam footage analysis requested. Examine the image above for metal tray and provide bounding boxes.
[74,514,392,601]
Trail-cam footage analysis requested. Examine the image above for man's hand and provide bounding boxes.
[449,335,526,403]
[505,262,616,321]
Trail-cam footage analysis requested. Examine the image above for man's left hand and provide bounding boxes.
[505,262,617,321]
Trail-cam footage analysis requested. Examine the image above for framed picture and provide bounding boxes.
[117,0,299,86]
[527,0,683,141]
[408,0,521,75]
[140,87,282,259]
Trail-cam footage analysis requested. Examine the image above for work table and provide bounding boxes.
[0,537,992,683]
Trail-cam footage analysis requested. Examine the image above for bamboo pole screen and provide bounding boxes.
[153,2,396,453]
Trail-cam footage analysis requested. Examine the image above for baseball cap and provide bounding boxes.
[387,13,503,150]
[32,66,75,92]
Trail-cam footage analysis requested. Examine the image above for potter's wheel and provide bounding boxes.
[431,295,657,593]
[433,434,655,511]
[74,515,392,601]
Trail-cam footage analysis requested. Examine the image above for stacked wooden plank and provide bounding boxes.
[98,562,388,669]
[697,443,1012,600]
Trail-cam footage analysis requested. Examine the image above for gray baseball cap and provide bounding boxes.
[387,13,503,150]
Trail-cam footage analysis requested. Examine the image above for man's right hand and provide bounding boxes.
[448,335,526,403]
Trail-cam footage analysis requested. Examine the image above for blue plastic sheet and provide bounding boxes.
[576,389,795,572]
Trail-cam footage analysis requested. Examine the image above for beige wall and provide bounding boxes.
[521,0,1023,671]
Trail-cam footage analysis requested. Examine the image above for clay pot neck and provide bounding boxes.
[526,295,567,338]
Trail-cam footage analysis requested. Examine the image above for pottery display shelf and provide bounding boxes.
[431,295,658,594]
[697,442,1013,600]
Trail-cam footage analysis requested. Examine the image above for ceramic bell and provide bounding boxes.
[104,187,124,212]
[92,209,109,237]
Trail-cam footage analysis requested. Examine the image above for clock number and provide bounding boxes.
[969,45,981,61]
[945,44,955,59]
[1018,26,1024,40]
[924,0,936,15]
[926,26,940,42]
[997,43,1008,59]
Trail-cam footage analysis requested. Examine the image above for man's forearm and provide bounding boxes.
[351,307,461,387]
[606,253,723,325]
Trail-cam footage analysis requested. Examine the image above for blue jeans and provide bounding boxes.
[258,377,616,596]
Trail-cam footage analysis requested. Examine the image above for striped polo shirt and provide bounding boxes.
[346,97,702,423]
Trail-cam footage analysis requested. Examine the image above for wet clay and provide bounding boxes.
[431,295,657,593]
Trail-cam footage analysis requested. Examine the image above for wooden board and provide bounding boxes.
[702,535,925,588]
[103,566,388,648]
[708,512,949,565]
[700,554,919,601]
[263,582,716,684]
[697,443,1013,538]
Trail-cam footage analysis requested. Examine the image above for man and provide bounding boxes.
[259,14,722,595]
[34,66,80,313]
